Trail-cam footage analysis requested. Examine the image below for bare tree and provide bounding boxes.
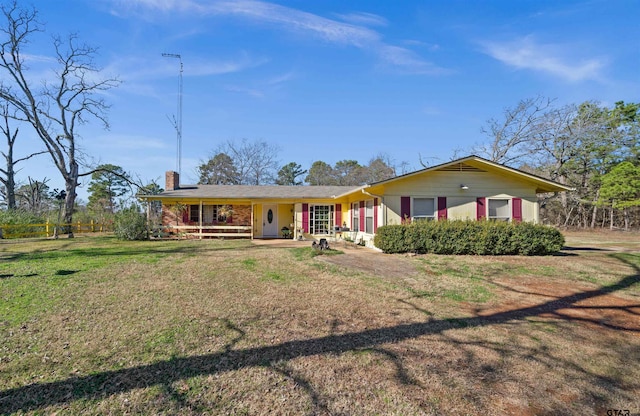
[0,102,46,209]
[15,176,51,215]
[215,139,280,185]
[0,2,119,234]
[474,96,554,165]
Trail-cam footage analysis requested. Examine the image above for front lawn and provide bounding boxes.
[1,234,638,415]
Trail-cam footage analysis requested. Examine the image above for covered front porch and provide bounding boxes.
[159,201,298,239]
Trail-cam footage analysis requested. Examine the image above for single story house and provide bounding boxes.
[140,155,571,246]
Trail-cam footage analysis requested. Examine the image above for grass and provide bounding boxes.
[0,231,639,415]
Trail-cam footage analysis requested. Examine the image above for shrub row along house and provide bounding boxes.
[140,155,571,246]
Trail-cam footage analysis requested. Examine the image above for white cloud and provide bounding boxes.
[224,85,264,98]
[422,105,442,116]
[482,36,606,82]
[377,45,449,75]
[403,39,440,52]
[208,0,381,48]
[106,0,446,75]
[267,70,296,86]
[93,135,169,150]
[335,12,388,27]
[102,52,267,98]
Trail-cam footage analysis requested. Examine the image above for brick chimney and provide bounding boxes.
[166,171,180,190]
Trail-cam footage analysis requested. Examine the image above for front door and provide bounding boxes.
[263,204,278,237]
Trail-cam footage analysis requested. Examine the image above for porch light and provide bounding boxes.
[460,184,469,190]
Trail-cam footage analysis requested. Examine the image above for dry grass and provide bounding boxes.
[0,232,639,415]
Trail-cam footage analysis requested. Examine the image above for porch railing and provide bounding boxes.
[165,224,252,238]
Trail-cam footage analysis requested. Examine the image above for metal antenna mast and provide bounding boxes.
[162,53,183,176]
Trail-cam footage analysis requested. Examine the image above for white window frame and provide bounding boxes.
[487,198,511,222]
[191,205,230,224]
[412,197,436,221]
[365,200,374,234]
[310,204,334,235]
[352,202,360,232]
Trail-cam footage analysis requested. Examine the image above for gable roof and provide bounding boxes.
[366,155,573,193]
[140,155,571,201]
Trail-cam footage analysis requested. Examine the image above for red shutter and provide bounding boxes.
[182,205,189,224]
[302,203,309,233]
[373,198,378,232]
[476,197,486,220]
[400,196,410,222]
[512,198,522,223]
[437,197,447,221]
[335,204,342,226]
[359,201,365,232]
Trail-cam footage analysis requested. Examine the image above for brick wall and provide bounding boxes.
[161,204,252,226]
[231,205,251,225]
[162,205,184,226]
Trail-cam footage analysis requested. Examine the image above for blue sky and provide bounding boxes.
[10,0,640,200]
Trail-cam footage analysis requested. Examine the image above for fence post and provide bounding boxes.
[91,219,95,232]
[46,221,50,237]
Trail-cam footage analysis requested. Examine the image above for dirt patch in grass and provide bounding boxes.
[1,233,639,415]
[317,245,422,279]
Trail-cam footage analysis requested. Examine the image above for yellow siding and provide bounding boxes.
[446,197,477,221]
[385,196,402,225]
[378,170,540,223]
[379,171,536,197]
[294,203,302,239]
[253,203,263,236]
[278,204,295,233]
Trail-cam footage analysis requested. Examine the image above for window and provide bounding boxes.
[310,205,333,235]
[365,200,374,233]
[189,205,199,223]
[488,199,510,221]
[203,205,216,223]
[413,198,435,221]
[189,205,228,224]
[352,202,359,232]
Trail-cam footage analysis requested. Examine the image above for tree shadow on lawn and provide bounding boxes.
[562,246,612,252]
[1,255,639,415]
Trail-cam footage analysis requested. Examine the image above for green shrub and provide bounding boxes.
[511,222,564,255]
[375,220,564,256]
[0,209,45,225]
[373,224,408,254]
[114,209,147,241]
[0,209,47,238]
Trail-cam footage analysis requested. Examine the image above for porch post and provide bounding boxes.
[199,200,203,239]
[146,201,151,240]
[251,203,254,240]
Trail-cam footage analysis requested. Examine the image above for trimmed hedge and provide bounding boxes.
[374,220,564,255]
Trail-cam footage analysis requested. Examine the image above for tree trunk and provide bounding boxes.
[5,153,15,209]
[590,189,600,228]
[623,208,629,231]
[610,206,615,230]
[62,162,79,237]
